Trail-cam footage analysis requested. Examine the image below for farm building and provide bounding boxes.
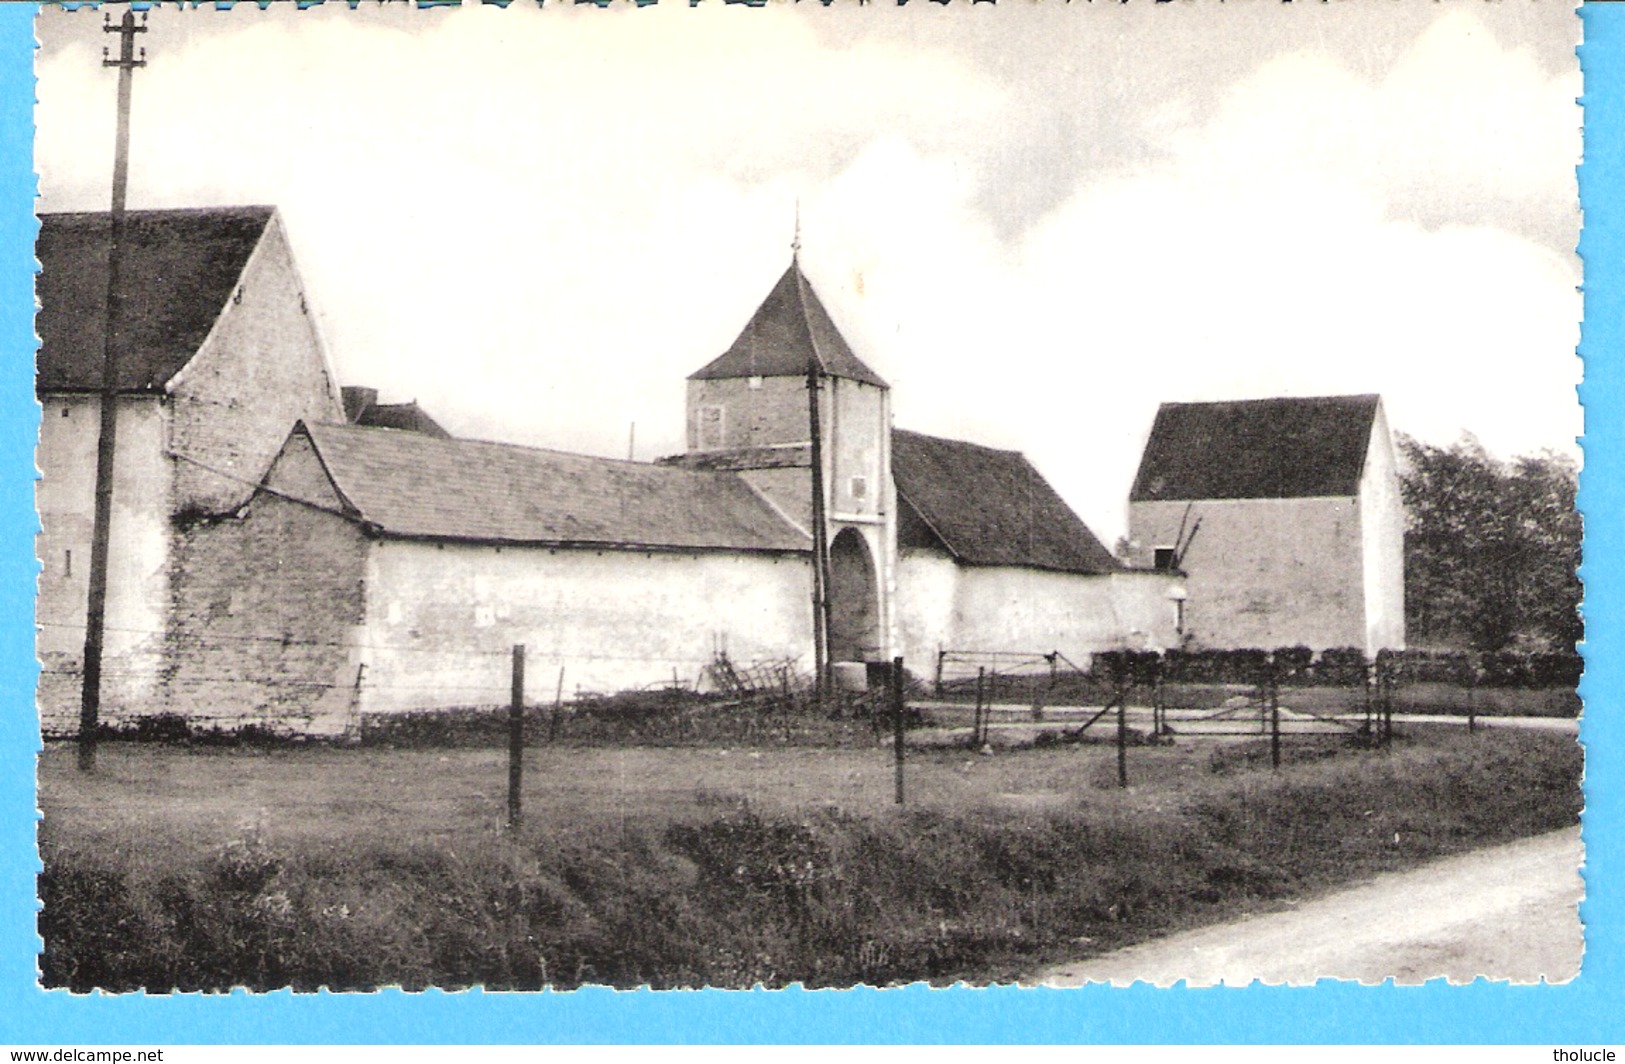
[1124,394,1405,656]
[152,256,1182,734]
[34,206,347,733]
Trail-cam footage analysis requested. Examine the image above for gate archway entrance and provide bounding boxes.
[828,527,880,664]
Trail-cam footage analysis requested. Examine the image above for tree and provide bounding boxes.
[1397,434,1581,652]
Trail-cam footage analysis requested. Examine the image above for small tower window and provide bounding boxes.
[850,475,868,500]
[63,549,71,578]
[697,405,725,449]
[1153,547,1177,571]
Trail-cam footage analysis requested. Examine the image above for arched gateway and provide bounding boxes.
[828,527,880,664]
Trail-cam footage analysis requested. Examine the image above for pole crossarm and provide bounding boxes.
[103,10,147,71]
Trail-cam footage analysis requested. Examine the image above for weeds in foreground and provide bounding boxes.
[39,732,1581,991]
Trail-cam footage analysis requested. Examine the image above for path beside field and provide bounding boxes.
[1034,826,1584,987]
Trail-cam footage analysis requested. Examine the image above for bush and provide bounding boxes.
[1314,647,1368,687]
[38,732,1582,991]
[1271,646,1314,681]
[1529,652,1584,688]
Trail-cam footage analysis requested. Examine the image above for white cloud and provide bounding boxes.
[34,3,1580,546]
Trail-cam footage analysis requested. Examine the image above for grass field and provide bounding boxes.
[37,727,1582,991]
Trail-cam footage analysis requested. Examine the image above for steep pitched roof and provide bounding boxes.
[892,429,1119,575]
[294,422,808,553]
[1129,395,1381,502]
[37,206,276,393]
[690,260,887,387]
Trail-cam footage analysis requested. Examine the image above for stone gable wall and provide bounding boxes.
[167,216,343,516]
[164,436,367,735]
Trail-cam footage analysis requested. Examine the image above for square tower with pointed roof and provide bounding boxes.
[681,259,897,666]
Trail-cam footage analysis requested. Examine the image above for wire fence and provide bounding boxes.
[36,621,1579,748]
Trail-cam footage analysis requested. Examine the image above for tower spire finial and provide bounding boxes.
[792,197,801,260]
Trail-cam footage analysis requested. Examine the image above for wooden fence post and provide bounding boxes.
[892,656,906,806]
[1270,656,1281,770]
[1467,656,1478,735]
[508,644,526,830]
[1116,680,1128,789]
[974,666,986,748]
[1381,658,1394,747]
[547,666,565,744]
[1151,657,1162,738]
[1364,658,1374,738]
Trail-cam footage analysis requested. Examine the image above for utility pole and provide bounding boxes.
[794,210,832,706]
[79,9,147,773]
[807,355,831,705]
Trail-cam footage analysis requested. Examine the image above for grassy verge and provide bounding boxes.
[38,730,1580,991]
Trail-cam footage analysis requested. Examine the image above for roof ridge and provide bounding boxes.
[293,421,365,520]
[39,204,277,222]
[298,419,809,552]
[311,419,747,476]
[1160,393,1380,409]
[893,426,1022,456]
[791,259,825,376]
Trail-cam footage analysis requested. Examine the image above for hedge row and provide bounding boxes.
[1092,647,1582,689]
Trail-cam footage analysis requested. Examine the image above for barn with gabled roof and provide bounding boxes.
[42,218,1187,735]
[1125,394,1405,656]
[35,206,346,731]
[153,254,1183,732]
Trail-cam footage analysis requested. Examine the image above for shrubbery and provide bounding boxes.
[39,732,1582,991]
[1099,646,1581,690]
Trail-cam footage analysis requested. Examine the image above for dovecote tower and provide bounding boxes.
[682,258,896,667]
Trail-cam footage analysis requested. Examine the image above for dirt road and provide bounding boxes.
[1035,827,1584,986]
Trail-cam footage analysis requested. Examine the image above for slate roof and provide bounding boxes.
[690,260,887,387]
[295,422,809,553]
[342,386,453,439]
[892,429,1119,575]
[37,206,276,393]
[1129,395,1381,502]
[354,401,452,439]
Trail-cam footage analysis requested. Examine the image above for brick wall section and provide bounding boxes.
[164,433,367,735]
[167,213,343,515]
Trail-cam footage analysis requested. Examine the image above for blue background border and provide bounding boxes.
[0,0,1617,1044]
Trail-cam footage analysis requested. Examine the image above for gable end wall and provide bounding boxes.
[167,215,344,515]
[1359,403,1406,652]
[1128,495,1367,652]
[166,461,367,736]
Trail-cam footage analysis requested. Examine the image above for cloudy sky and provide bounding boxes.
[35,0,1581,543]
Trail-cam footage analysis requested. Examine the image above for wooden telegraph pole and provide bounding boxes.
[79,10,148,773]
[796,215,832,707]
[807,355,830,704]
